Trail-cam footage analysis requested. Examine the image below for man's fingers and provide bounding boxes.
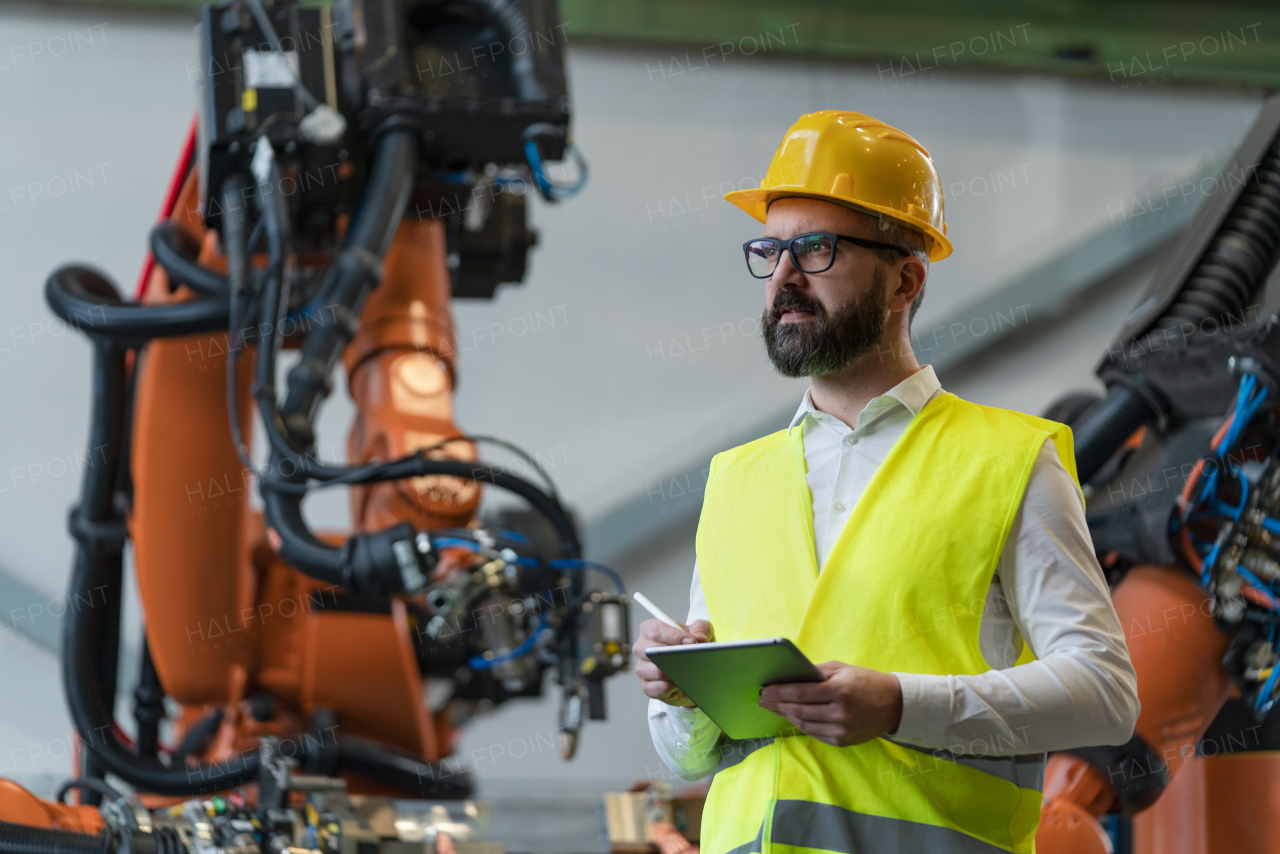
[659,686,695,707]
[633,617,713,705]
[634,659,668,682]
[759,680,832,703]
[640,618,694,646]
[785,717,845,741]
[643,680,694,706]
[802,723,849,742]
[642,680,676,699]
[760,699,841,722]
[639,676,673,696]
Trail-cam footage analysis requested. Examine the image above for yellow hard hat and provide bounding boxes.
[725,110,952,261]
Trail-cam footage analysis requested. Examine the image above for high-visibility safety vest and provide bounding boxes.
[696,391,1082,854]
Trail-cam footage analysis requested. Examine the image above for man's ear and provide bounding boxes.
[881,262,916,313]
[894,257,926,309]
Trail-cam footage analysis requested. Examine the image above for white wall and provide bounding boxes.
[0,1,1266,798]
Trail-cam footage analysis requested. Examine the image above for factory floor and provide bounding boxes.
[483,789,607,852]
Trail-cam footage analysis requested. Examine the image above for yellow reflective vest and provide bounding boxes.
[696,391,1081,854]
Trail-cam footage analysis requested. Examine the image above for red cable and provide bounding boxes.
[134,116,199,300]
[1176,414,1239,574]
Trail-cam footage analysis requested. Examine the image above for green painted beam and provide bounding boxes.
[560,0,1280,89]
[12,0,1280,88]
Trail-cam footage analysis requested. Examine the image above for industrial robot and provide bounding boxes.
[0,0,632,849]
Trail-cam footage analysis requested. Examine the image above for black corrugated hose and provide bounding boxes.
[0,821,112,854]
[1073,134,1280,483]
[334,736,472,798]
[59,329,263,795]
[148,223,229,295]
[258,128,421,594]
[45,267,227,342]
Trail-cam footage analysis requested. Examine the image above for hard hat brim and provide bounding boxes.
[724,188,953,262]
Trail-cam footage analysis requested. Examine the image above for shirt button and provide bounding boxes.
[834,502,846,513]
[845,435,857,445]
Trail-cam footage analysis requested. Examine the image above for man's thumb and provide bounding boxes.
[687,620,713,642]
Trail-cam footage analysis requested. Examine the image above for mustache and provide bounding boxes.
[768,290,824,321]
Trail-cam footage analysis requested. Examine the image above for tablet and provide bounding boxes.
[647,637,824,739]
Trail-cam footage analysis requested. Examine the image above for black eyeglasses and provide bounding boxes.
[742,232,907,279]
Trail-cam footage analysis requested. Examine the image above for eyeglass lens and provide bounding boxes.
[745,234,835,277]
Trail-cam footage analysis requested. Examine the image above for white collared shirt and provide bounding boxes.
[647,364,1140,780]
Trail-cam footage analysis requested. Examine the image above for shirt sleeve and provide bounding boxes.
[646,560,725,781]
[891,437,1142,755]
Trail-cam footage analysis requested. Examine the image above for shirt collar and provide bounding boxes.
[787,364,941,435]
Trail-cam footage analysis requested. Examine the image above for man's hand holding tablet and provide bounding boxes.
[635,617,715,708]
[757,661,904,747]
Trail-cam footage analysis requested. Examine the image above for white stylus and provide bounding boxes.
[632,591,683,630]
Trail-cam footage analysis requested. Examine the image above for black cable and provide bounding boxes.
[149,223,229,295]
[333,736,472,799]
[132,639,165,760]
[1072,388,1160,489]
[55,778,123,805]
[252,151,308,459]
[417,435,562,500]
[260,130,425,592]
[286,434,562,501]
[276,129,418,438]
[262,457,580,557]
[45,267,228,342]
[269,438,549,493]
[150,217,315,305]
[223,173,260,476]
[248,218,266,255]
[170,708,224,763]
[60,336,260,795]
[89,577,123,804]
[459,0,546,102]
[0,820,112,854]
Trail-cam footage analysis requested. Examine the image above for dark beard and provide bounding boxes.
[761,270,888,378]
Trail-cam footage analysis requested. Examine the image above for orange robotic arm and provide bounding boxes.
[127,164,482,783]
[41,111,612,801]
[1036,565,1234,854]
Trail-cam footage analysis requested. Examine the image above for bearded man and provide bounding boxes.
[633,111,1140,854]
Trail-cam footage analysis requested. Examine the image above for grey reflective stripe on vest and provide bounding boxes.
[723,819,766,854]
[720,800,1007,854]
[773,800,1009,853]
[717,736,775,773]
[886,739,1047,793]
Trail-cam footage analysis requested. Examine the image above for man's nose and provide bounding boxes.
[771,244,802,282]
